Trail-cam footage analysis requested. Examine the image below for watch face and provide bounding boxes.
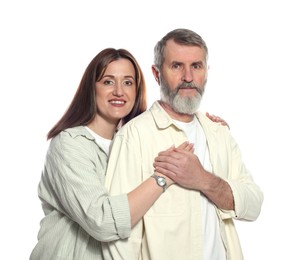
[157,177,166,186]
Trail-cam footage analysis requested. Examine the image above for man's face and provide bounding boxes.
[159,39,208,115]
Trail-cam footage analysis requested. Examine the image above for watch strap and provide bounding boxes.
[151,174,167,192]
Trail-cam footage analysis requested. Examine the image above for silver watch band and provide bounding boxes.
[151,174,167,192]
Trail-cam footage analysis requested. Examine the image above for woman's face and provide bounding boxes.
[95,58,137,124]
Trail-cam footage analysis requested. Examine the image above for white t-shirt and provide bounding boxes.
[85,126,111,155]
[173,116,226,260]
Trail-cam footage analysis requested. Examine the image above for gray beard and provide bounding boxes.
[160,78,205,115]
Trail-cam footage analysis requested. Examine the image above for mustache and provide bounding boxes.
[176,82,203,95]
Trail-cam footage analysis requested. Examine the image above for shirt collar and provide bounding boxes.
[149,100,221,133]
[63,126,96,141]
[150,101,198,131]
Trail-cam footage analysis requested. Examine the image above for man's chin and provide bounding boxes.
[172,100,201,115]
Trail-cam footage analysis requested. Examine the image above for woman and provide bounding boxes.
[30,48,227,259]
[30,48,180,260]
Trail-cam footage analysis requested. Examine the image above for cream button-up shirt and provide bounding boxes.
[103,101,263,260]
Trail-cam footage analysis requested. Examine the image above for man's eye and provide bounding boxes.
[192,63,203,69]
[172,64,181,69]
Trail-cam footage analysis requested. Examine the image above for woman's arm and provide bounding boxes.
[127,142,194,227]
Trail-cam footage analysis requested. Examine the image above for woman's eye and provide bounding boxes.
[103,80,114,85]
[124,80,133,86]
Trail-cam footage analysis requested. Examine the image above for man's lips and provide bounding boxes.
[178,86,202,95]
[178,86,197,90]
[178,86,198,93]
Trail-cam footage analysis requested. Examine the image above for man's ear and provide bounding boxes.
[151,65,160,85]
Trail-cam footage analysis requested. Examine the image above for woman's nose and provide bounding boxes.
[112,83,124,96]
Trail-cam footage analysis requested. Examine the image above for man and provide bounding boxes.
[102,28,263,260]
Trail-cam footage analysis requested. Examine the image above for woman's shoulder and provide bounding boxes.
[50,126,94,151]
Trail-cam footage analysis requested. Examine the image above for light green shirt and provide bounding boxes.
[30,126,131,260]
[103,101,263,260]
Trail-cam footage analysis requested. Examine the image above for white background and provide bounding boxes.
[1,0,283,259]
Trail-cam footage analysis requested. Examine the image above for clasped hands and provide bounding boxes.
[153,113,229,191]
[153,141,208,191]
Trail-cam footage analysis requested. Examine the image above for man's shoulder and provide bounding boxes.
[196,112,232,146]
[122,102,160,127]
[196,112,228,130]
[121,109,153,130]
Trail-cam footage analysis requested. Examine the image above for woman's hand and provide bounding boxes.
[206,112,230,128]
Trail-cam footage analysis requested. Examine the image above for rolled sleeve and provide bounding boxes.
[226,179,263,220]
[108,194,131,239]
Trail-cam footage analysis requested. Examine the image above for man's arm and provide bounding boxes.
[153,147,234,210]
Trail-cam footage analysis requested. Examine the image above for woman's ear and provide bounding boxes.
[151,65,160,84]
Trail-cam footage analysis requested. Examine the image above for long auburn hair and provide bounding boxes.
[47,48,147,140]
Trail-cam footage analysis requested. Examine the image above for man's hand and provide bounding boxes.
[153,141,195,187]
[153,142,205,190]
[153,141,234,210]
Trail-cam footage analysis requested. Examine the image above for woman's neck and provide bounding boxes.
[87,116,119,140]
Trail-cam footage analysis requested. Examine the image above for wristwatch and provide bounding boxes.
[151,174,167,192]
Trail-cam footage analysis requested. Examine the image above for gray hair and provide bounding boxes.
[154,28,208,70]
